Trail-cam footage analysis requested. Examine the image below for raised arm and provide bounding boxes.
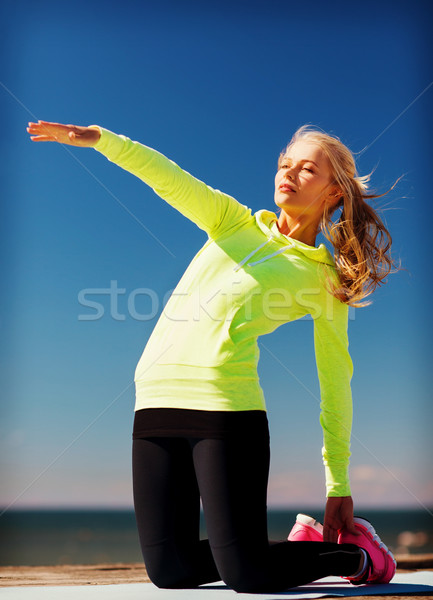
[27,121,252,239]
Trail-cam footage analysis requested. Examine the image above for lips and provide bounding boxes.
[279,183,296,193]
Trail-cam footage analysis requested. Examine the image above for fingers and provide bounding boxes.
[27,120,78,144]
[34,120,68,128]
[323,518,360,543]
[28,135,57,142]
[27,120,63,133]
[27,122,55,141]
[324,524,359,543]
[323,526,339,544]
[323,519,340,543]
[28,120,54,131]
[27,120,100,147]
[346,524,361,536]
[27,125,57,142]
[27,122,42,134]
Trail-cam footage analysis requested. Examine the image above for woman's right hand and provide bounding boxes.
[27,120,101,147]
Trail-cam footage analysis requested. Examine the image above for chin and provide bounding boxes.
[274,198,291,210]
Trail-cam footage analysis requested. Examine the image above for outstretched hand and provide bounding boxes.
[27,120,101,147]
[323,496,359,543]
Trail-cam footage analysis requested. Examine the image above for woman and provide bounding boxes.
[27,120,396,593]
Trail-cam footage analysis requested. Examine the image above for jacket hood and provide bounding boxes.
[254,209,336,266]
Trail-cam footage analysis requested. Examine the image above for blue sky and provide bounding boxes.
[1,0,432,511]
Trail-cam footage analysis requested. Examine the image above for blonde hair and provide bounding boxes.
[281,125,398,307]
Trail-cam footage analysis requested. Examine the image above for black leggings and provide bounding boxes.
[132,426,361,593]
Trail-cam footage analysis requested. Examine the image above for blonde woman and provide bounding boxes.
[27,120,396,593]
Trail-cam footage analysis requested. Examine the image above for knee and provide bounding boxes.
[144,554,200,590]
[218,564,265,594]
[147,566,194,590]
[223,575,265,594]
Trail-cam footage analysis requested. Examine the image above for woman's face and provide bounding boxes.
[274,140,335,221]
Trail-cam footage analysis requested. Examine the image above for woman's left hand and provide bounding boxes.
[323,496,359,543]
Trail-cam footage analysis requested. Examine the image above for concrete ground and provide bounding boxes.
[1,556,432,600]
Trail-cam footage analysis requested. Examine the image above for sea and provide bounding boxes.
[1,508,432,566]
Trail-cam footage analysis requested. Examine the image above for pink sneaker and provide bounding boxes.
[288,514,324,542]
[338,517,396,584]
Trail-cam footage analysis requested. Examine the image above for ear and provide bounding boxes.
[326,185,343,207]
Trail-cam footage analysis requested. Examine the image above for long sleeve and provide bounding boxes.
[91,126,252,239]
[313,293,353,497]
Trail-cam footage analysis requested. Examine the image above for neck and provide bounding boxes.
[277,212,319,247]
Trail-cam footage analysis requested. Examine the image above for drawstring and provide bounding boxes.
[247,245,294,266]
[233,237,294,272]
[233,238,272,272]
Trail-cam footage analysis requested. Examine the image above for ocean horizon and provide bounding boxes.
[1,507,432,567]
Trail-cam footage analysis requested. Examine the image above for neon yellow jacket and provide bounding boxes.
[93,127,353,497]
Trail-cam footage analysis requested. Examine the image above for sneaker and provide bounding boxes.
[338,517,396,584]
[288,514,324,542]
